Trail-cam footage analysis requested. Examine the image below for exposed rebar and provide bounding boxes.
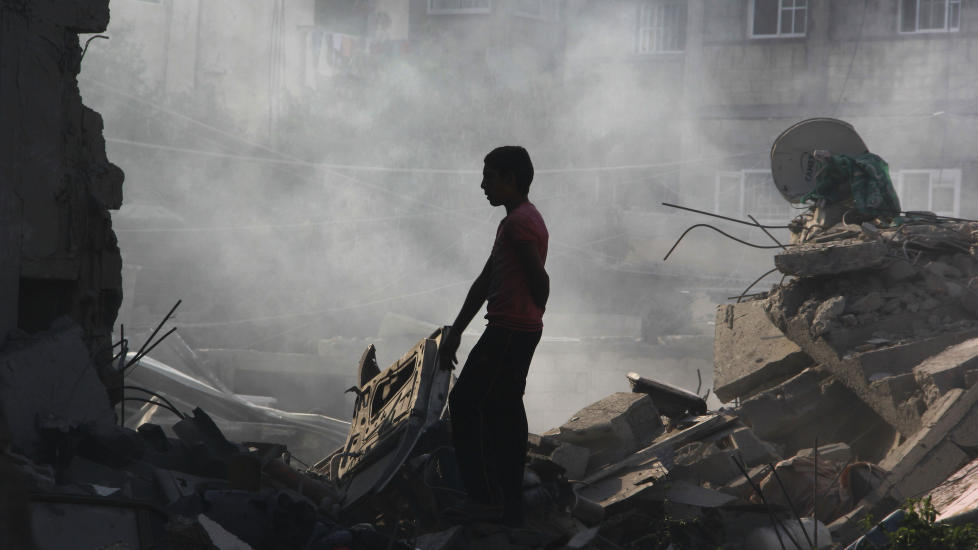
[122,397,184,419]
[124,327,178,372]
[80,34,109,61]
[661,202,791,229]
[748,214,788,251]
[123,386,185,419]
[663,224,784,262]
[736,267,779,303]
[125,300,181,370]
[731,455,790,550]
[769,462,816,550]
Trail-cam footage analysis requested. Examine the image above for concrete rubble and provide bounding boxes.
[12,203,978,548]
[6,0,978,543]
[297,208,978,548]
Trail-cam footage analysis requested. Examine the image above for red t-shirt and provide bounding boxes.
[485,202,548,331]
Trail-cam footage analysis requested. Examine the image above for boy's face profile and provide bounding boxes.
[481,163,518,207]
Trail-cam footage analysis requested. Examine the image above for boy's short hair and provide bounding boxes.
[485,146,534,193]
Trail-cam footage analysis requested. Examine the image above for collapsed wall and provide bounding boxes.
[0,1,124,393]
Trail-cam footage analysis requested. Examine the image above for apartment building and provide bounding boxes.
[555,1,978,293]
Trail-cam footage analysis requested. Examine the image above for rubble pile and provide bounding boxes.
[0,318,418,550]
[4,46,977,548]
[7,228,978,548]
[306,211,978,548]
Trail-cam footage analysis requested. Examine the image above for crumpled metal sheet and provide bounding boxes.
[313,327,452,510]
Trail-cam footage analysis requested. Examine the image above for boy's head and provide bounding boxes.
[484,146,534,195]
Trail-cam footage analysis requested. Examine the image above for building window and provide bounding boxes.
[716,170,797,222]
[636,1,686,53]
[750,0,807,38]
[428,0,490,14]
[514,0,560,20]
[900,0,960,33]
[895,169,961,217]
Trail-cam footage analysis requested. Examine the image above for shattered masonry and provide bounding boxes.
[7,0,978,547]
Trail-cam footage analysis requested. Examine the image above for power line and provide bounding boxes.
[175,279,469,328]
[113,210,480,234]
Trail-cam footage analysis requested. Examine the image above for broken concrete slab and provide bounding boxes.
[626,372,706,418]
[774,239,892,277]
[712,300,813,403]
[874,384,978,504]
[736,368,895,462]
[736,368,825,441]
[765,281,978,436]
[552,392,663,470]
[0,320,116,460]
[926,455,978,523]
[867,373,921,418]
[913,337,978,405]
[576,454,668,510]
[581,414,737,487]
[671,443,741,486]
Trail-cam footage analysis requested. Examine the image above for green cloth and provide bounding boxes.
[802,153,902,216]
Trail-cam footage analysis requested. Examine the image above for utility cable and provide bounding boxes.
[103,135,757,175]
[833,0,868,116]
[174,279,469,328]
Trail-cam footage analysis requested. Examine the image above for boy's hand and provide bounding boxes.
[440,326,460,370]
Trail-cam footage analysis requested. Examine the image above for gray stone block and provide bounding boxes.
[554,392,663,469]
[914,338,978,404]
[875,386,978,503]
[766,282,978,436]
[736,368,894,462]
[736,369,823,441]
[812,296,846,336]
[713,301,813,403]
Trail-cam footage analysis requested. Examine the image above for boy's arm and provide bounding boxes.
[515,241,549,310]
[441,258,492,370]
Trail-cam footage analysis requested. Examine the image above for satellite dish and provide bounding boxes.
[770,118,868,203]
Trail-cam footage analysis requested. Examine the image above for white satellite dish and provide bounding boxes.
[770,118,868,203]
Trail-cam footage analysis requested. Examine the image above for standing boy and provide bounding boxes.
[440,145,549,526]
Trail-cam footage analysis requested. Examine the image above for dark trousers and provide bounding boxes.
[449,325,541,523]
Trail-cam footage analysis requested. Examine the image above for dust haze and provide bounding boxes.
[77,0,958,431]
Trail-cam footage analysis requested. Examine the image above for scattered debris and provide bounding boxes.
[12,81,978,550]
